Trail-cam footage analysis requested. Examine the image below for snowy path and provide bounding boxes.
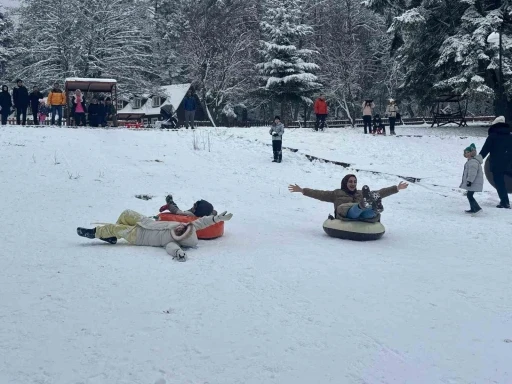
[0,126,510,384]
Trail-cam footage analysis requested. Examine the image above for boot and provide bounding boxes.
[277,151,282,163]
[272,151,277,162]
[361,185,383,212]
[77,227,96,239]
[77,227,117,244]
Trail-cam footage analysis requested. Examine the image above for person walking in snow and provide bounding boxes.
[13,79,29,125]
[385,99,399,135]
[362,99,375,134]
[479,116,512,209]
[159,195,218,217]
[183,89,196,129]
[269,115,284,163]
[314,94,328,131]
[77,209,233,261]
[288,174,408,223]
[29,86,44,125]
[71,89,87,126]
[47,82,66,126]
[0,84,13,125]
[460,143,484,214]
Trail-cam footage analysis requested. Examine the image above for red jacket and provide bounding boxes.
[314,98,328,115]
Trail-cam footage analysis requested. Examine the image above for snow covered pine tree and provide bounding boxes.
[257,0,321,122]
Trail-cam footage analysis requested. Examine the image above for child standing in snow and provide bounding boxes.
[269,115,284,163]
[460,143,484,214]
[38,101,49,125]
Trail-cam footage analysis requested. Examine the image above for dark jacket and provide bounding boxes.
[0,87,12,112]
[183,96,196,111]
[479,122,512,173]
[13,85,30,108]
[29,91,44,110]
[88,103,100,116]
[71,96,87,114]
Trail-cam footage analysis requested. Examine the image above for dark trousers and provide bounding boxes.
[31,106,38,125]
[373,124,385,134]
[272,140,282,162]
[389,117,396,133]
[1,111,9,125]
[315,114,327,130]
[493,172,510,206]
[16,106,27,125]
[363,115,372,133]
[466,191,481,211]
[74,112,87,126]
[51,106,62,125]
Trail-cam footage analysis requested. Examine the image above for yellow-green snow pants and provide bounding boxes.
[95,209,146,244]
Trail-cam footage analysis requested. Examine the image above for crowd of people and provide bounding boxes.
[313,95,401,135]
[0,79,118,127]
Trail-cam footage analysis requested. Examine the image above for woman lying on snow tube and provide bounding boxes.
[288,174,409,241]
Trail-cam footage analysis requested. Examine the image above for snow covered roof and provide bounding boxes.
[117,83,191,119]
[65,78,117,93]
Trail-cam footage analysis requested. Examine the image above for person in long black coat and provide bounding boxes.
[12,79,30,125]
[479,116,512,208]
[29,86,44,125]
[88,98,100,127]
[0,84,13,125]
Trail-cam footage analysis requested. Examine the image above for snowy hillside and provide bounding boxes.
[0,0,18,9]
[1,126,511,384]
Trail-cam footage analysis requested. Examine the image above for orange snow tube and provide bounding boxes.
[158,213,224,240]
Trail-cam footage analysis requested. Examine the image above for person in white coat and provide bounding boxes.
[460,143,484,214]
[385,99,399,135]
[77,209,233,261]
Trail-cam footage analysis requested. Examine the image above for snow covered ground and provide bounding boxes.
[1,125,511,384]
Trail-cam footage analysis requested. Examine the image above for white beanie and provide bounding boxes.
[491,116,505,125]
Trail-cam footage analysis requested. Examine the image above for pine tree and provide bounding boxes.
[257,0,320,121]
[0,12,14,79]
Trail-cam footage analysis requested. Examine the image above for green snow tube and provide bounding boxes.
[322,218,385,241]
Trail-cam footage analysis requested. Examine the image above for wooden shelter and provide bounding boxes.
[430,94,468,127]
[64,78,117,125]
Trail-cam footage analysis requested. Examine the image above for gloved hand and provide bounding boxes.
[272,132,278,136]
[467,181,472,187]
[174,249,186,262]
[213,211,233,223]
[159,204,169,212]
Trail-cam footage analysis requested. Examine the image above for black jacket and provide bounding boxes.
[29,91,44,109]
[71,96,87,114]
[480,122,512,173]
[0,89,12,112]
[13,85,30,108]
[88,103,100,116]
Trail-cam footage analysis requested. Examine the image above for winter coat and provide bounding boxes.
[386,104,399,118]
[71,96,87,114]
[302,185,399,218]
[134,215,216,257]
[38,104,50,116]
[362,101,375,116]
[183,96,196,111]
[269,122,284,141]
[373,115,383,128]
[314,98,328,115]
[0,89,12,112]
[105,103,116,117]
[29,91,44,110]
[13,85,29,108]
[47,89,66,106]
[88,103,100,116]
[460,155,484,192]
[479,122,512,173]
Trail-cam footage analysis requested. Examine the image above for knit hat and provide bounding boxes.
[491,116,505,125]
[193,199,214,217]
[341,174,357,195]
[464,143,477,153]
[274,115,281,121]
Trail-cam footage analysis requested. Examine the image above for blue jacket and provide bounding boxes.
[183,96,196,111]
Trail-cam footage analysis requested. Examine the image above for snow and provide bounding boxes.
[1,125,511,384]
[118,83,191,117]
[65,77,117,83]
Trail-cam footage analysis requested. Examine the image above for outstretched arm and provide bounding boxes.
[192,211,233,230]
[479,137,492,159]
[378,181,408,198]
[288,184,336,203]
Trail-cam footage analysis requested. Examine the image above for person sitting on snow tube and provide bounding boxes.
[158,195,218,217]
[288,174,409,222]
[77,209,233,261]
